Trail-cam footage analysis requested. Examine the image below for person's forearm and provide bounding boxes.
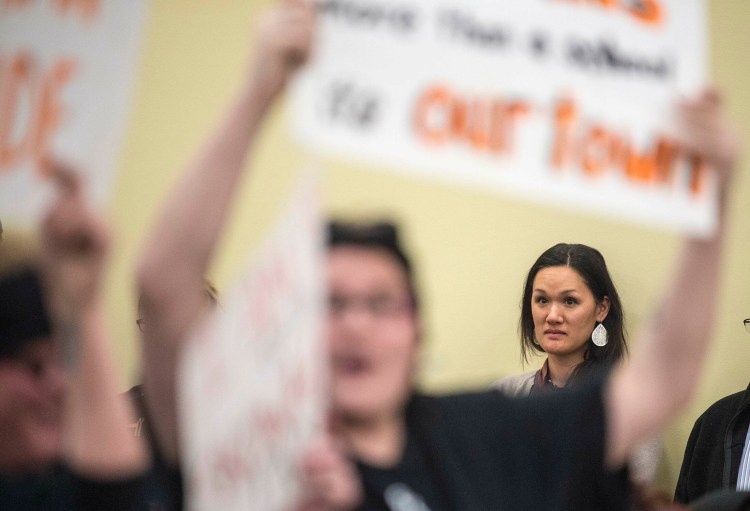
[136,77,278,311]
[136,75,282,465]
[136,0,315,466]
[644,212,726,401]
[607,200,728,468]
[62,299,149,478]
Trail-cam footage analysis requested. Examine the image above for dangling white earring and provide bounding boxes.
[591,323,608,347]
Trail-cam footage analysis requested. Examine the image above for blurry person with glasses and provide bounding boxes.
[675,318,750,504]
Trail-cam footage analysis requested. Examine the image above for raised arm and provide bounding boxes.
[135,0,315,464]
[605,89,741,467]
[41,165,149,482]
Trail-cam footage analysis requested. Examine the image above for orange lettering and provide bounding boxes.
[548,95,702,196]
[414,85,530,156]
[552,97,577,169]
[552,0,663,26]
[0,52,78,175]
[413,85,454,146]
[581,125,609,176]
[33,58,77,177]
[626,147,656,183]
[52,0,99,21]
[627,0,661,24]
[465,99,489,149]
[0,52,33,170]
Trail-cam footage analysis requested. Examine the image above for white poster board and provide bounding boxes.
[292,0,714,234]
[179,173,327,511]
[0,0,148,227]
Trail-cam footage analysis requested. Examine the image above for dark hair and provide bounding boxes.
[326,220,418,312]
[519,243,627,382]
[0,267,52,358]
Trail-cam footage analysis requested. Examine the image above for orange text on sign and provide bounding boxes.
[1,0,100,22]
[551,0,663,26]
[413,84,531,156]
[411,84,706,197]
[552,96,706,195]
[0,52,78,176]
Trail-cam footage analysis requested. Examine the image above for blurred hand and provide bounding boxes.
[40,162,109,321]
[249,0,316,100]
[674,88,741,195]
[293,435,362,511]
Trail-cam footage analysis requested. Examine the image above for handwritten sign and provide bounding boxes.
[0,0,148,227]
[292,0,714,234]
[179,173,327,511]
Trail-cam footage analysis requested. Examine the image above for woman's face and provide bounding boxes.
[327,246,419,422]
[531,265,609,363]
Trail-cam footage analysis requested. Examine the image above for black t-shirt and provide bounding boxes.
[0,464,147,511]
[355,377,630,511]
[127,385,183,511]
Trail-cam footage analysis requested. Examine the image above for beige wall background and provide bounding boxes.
[106,0,750,493]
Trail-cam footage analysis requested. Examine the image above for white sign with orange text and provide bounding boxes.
[292,0,714,234]
[0,0,148,227]
[179,173,327,511]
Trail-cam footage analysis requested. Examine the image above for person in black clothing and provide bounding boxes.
[0,165,149,510]
[675,381,750,504]
[134,0,741,508]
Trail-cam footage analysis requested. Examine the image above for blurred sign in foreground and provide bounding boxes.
[179,172,326,511]
[0,0,148,228]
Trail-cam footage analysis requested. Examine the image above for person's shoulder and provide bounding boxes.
[698,386,750,419]
[490,370,536,397]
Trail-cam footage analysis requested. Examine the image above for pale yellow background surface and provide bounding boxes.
[100,0,750,494]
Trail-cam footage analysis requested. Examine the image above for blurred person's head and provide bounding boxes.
[326,221,420,423]
[0,259,65,474]
[519,243,626,383]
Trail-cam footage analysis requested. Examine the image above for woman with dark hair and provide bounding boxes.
[499,242,626,394]
[494,242,660,482]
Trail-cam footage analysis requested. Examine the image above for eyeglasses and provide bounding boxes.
[744,319,750,333]
[328,293,413,319]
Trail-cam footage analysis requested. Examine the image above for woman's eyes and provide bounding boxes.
[534,296,579,305]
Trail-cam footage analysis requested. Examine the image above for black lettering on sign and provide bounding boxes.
[320,81,381,129]
[317,0,418,34]
[566,38,672,79]
[438,10,512,50]
[528,31,550,58]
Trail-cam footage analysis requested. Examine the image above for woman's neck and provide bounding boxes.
[334,411,406,468]
[546,355,583,387]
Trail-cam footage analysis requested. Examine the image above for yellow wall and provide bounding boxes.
[107,0,750,493]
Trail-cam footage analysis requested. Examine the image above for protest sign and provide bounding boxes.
[179,173,326,511]
[292,0,713,234]
[0,0,148,227]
